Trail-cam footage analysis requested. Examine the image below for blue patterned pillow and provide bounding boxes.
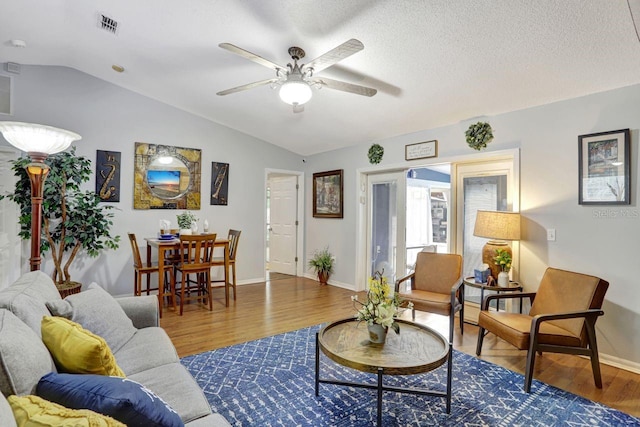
[36,372,183,427]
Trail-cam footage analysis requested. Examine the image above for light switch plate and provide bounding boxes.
[547,229,556,241]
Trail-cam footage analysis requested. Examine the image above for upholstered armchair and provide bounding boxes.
[395,252,464,343]
[476,267,609,392]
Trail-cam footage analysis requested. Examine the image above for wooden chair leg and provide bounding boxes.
[134,272,140,296]
[475,326,485,356]
[585,319,603,388]
[207,272,213,311]
[524,336,539,393]
[448,311,454,343]
[231,264,237,301]
[179,274,186,316]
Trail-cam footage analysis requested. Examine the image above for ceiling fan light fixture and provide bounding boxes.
[279,80,312,105]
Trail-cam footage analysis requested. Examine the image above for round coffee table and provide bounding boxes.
[315,318,452,426]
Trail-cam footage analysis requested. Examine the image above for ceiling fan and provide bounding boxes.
[216,39,377,113]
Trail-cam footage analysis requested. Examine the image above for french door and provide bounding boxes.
[366,171,406,284]
[454,158,517,323]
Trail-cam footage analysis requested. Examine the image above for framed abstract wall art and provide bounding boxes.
[578,129,630,205]
[95,150,121,202]
[313,169,343,218]
[133,142,202,210]
[210,162,229,205]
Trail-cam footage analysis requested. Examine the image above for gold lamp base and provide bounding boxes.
[482,240,511,281]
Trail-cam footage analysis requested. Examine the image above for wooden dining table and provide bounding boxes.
[144,236,230,317]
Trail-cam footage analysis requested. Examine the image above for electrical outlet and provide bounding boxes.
[547,229,556,241]
[376,245,381,254]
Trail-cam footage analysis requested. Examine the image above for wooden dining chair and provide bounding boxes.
[128,233,160,296]
[172,233,217,315]
[211,229,241,305]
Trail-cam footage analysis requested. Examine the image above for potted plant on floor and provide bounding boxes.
[308,246,334,285]
[1,147,120,296]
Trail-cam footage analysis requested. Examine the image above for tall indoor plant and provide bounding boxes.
[1,147,120,292]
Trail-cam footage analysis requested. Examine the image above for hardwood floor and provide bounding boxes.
[160,276,640,418]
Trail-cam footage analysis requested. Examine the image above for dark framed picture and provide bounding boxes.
[578,129,630,205]
[210,162,229,205]
[95,150,121,202]
[313,169,343,218]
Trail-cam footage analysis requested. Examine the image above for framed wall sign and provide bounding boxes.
[313,169,343,218]
[578,128,630,205]
[95,150,121,202]
[405,140,438,160]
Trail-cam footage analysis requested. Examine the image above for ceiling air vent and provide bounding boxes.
[98,13,119,35]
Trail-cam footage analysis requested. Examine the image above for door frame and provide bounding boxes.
[265,168,305,277]
[355,148,519,292]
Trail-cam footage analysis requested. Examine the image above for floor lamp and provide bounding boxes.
[473,210,521,281]
[0,122,81,271]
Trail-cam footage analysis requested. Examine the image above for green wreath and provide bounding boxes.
[465,122,494,151]
[368,143,384,164]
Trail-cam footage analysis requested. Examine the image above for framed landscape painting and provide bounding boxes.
[578,129,630,205]
[313,169,343,218]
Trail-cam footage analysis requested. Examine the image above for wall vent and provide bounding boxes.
[98,13,119,35]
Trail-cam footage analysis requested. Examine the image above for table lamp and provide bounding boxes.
[473,210,521,281]
[0,122,81,271]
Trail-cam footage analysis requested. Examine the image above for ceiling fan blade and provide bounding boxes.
[219,43,285,71]
[313,77,377,97]
[305,39,364,74]
[216,78,279,96]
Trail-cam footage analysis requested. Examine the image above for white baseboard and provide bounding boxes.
[598,352,640,375]
[302,273,355,291]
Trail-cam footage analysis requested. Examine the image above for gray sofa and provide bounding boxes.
[0,271,230,426]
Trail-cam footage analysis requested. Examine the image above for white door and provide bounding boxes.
[0,148,21,289]
[367,171,406,284]
[269,175,298,275]
[454,158,517,323]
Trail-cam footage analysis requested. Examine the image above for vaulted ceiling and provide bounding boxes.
[2,1,640,155]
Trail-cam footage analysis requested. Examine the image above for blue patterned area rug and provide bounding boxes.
[181,325,639,426]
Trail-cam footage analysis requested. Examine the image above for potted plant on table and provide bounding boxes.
[1,147,120,296]
[308,246,334,285]
[493,249,512,287]
[176,211,197,235]
[352,270,412,343]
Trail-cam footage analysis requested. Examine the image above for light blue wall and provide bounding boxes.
[0,65,303,295]
[304,84,640,368]
[3,64,638,368]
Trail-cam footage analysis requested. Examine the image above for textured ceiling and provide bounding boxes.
[1,0,640,155]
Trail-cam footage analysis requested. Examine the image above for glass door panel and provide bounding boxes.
[455,160,515,323]
[367,172,406,284]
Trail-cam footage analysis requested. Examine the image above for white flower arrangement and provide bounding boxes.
[352,270,412,334]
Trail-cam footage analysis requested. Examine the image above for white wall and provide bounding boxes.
[304,84,640,368]
[0,65,303,295]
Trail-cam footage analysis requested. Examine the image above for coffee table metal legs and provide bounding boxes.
[315,333,452,426]
[377,368,383,426]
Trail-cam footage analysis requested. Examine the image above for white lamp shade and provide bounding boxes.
[279,81,312,105]
[0,121,81,155]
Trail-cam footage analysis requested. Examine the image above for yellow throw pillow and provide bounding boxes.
[41,316,125,377]
[9,395,125,427]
